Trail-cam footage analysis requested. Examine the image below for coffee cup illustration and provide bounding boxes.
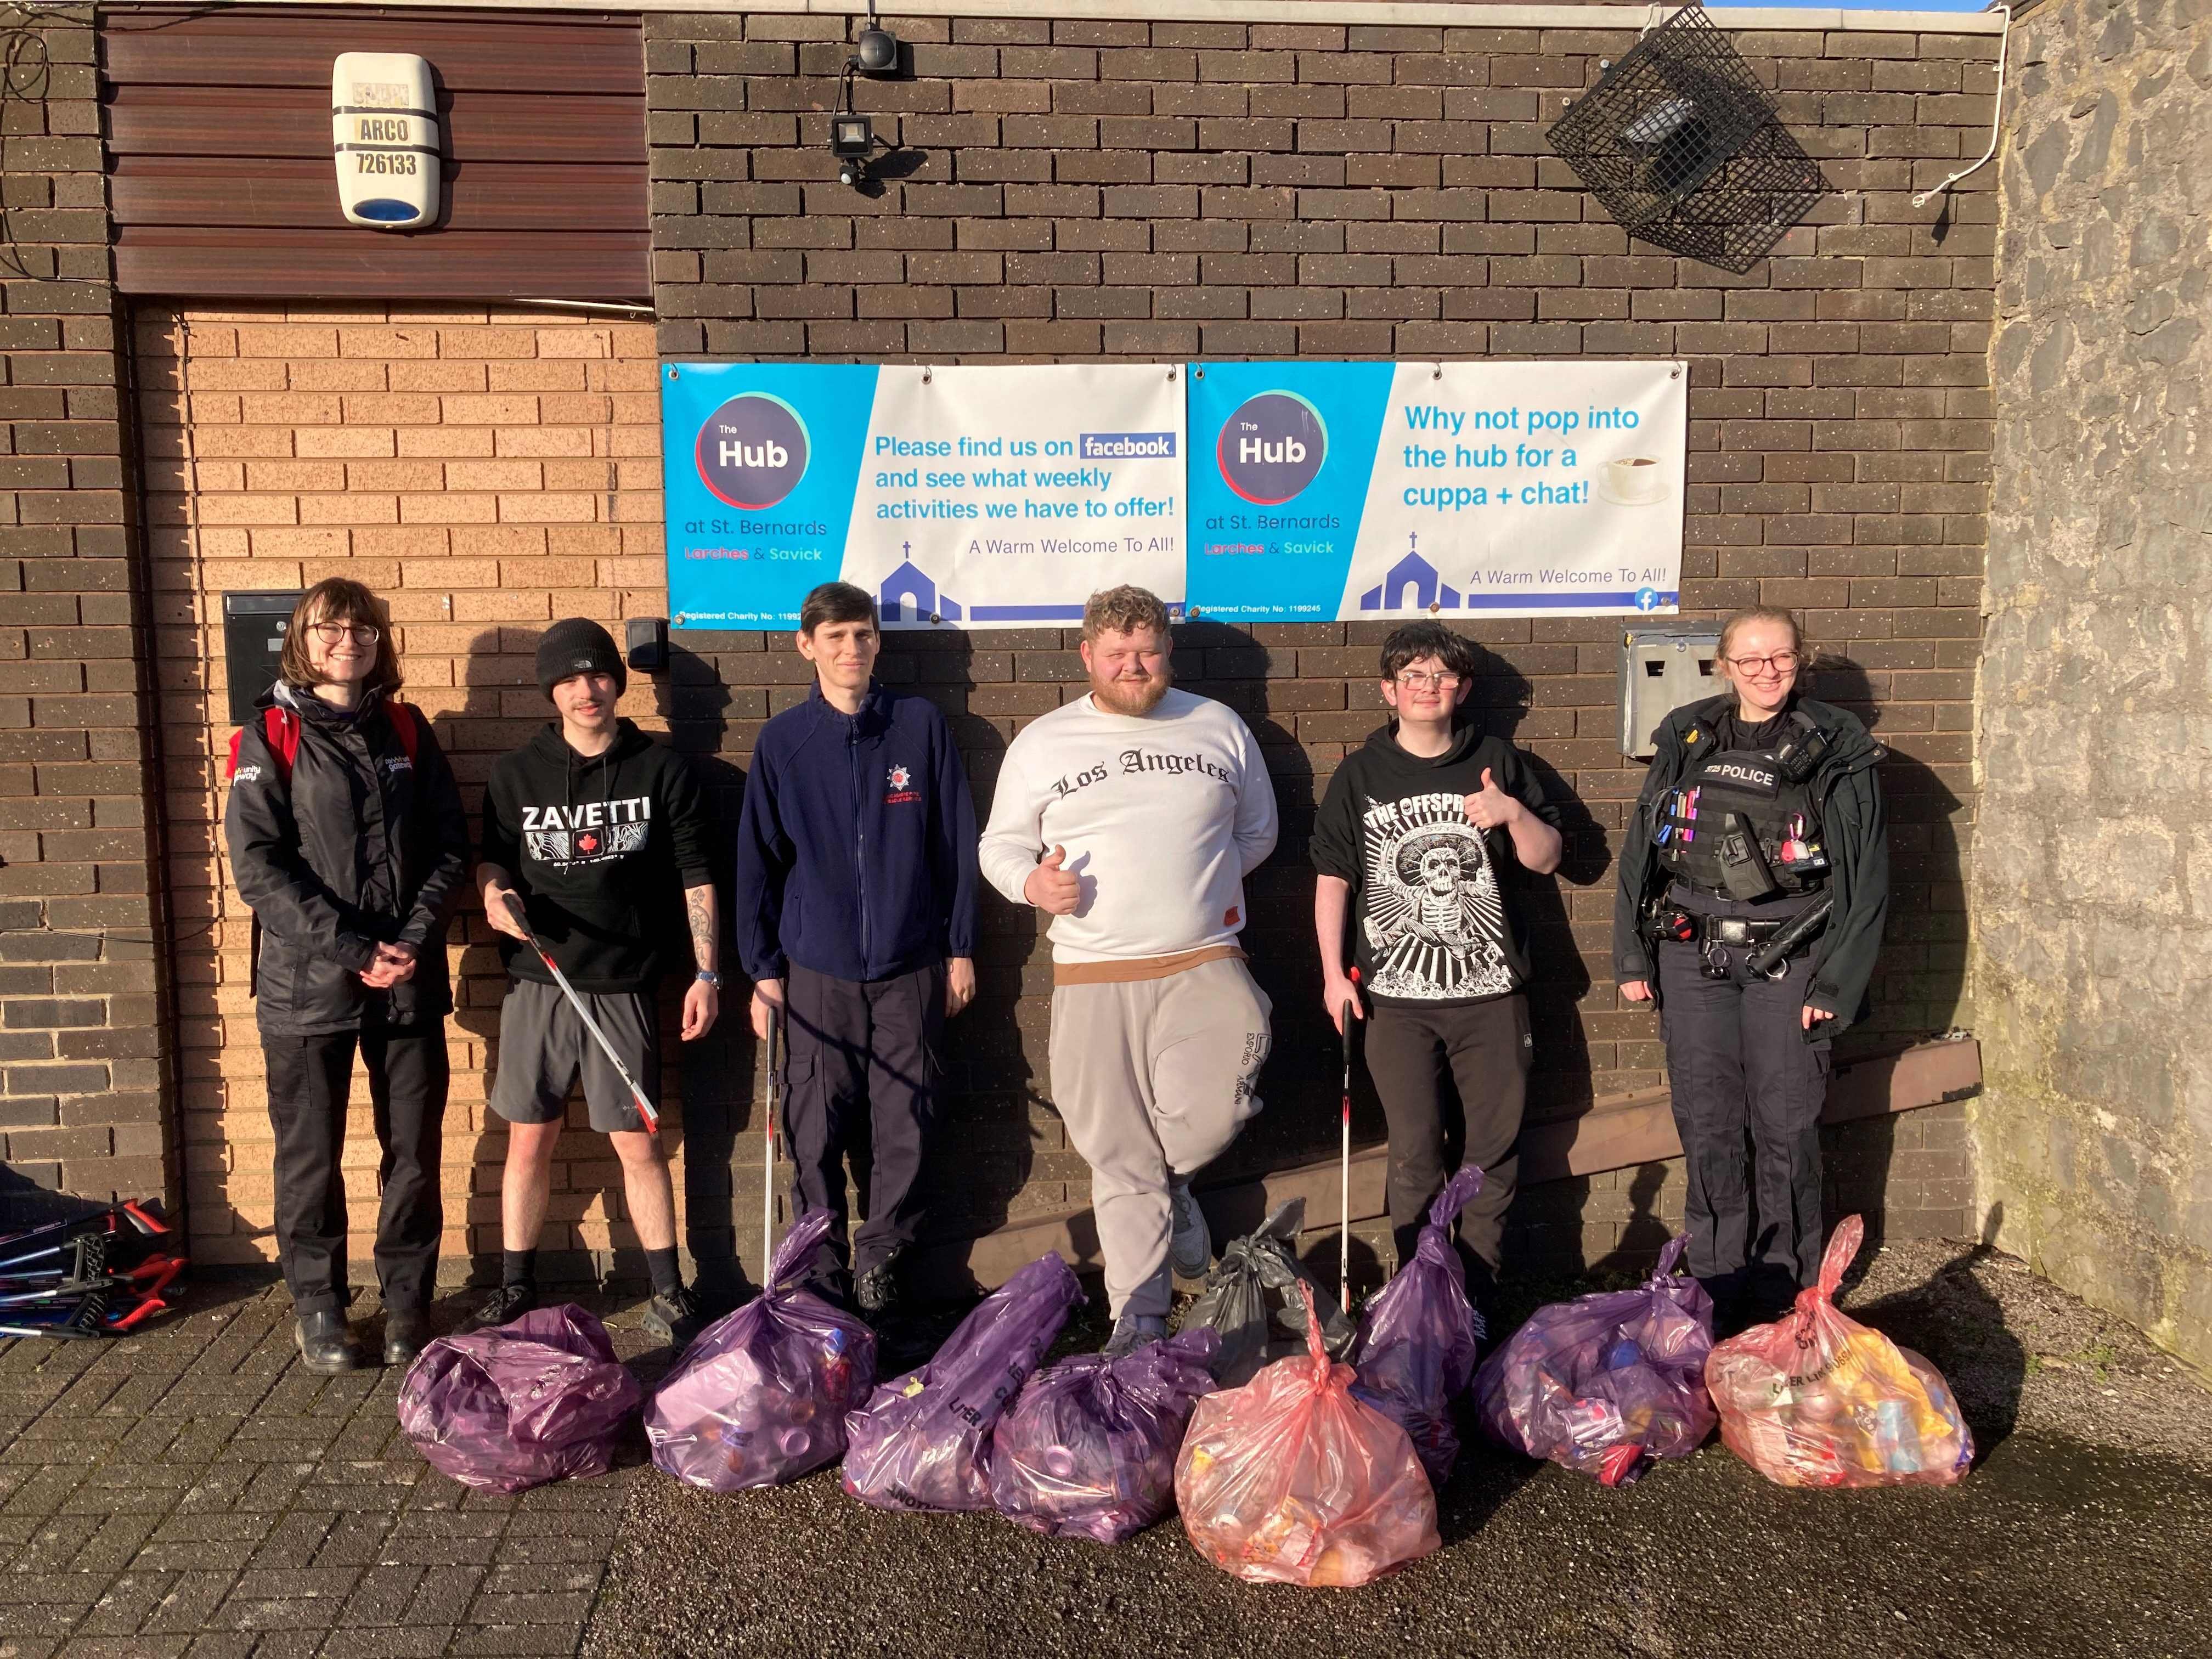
[1599,455,1667,506]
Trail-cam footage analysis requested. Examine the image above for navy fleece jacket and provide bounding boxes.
[732,682,979,984]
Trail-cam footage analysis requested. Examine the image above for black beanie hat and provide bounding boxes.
[537,617,628,699]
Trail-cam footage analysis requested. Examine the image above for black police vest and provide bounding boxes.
[1656,718,1831,900]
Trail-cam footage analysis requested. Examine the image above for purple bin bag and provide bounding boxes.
[1474,1234,1717,1486]
[398,1304,641,1494]
[1348,1164,1487,1487]
[989,1326,1220,1544]
[645,1210,878,1491]
[842,1251,1084,1513]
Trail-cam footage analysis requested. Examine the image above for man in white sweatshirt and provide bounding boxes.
[979,585,1279,1356]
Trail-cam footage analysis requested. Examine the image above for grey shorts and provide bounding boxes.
[488,978,660,1134]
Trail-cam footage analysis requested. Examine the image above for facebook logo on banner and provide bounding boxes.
[1080,432,1177,459]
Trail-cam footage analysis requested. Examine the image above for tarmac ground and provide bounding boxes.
[583,1235,2211,1659]
[0,1235,2204,1659]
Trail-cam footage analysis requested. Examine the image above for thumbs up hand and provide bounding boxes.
[1465,766,1519,832]
[1024,844,1083,915]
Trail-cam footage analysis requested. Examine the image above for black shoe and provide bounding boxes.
[458,1283,537,1335]
[855,1263,899,1320]
[383,1308,431,1369]
[643,1285,706,1347]
[294,1310,361,1374]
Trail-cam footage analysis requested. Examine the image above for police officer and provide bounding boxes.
[1613,606,1889,1325]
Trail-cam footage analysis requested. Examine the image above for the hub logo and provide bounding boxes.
[696,392,809,510]
[1217,391,1327,505]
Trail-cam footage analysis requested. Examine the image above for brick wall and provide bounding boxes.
[136,306,679,1279]
[0,4,171,1228]
[642,13,2001,1242]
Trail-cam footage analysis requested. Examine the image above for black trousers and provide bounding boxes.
[1656,938,1832,1295]
[781,961,945,1289]
[262,1019,449,1317]
[1364,991,1531,1285]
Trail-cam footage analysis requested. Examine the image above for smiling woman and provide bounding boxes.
[223,576,471,1376]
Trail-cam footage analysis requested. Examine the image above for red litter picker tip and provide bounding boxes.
[0,1199,188,1340]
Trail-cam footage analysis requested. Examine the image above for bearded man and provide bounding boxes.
[977,585,1279,1356]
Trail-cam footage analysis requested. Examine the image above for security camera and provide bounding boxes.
[854,27,898,76]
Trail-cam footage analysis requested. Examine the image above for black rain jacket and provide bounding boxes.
[1612,693,1889,1035]
[223,683,471,1036]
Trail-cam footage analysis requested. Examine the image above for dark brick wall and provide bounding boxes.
[0,4,171,1224]
[644,9,2001,1252]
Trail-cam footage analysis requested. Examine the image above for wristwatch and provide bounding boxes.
[695,970,723,989]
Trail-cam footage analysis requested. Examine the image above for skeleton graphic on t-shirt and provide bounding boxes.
[1359,791,1513,1000]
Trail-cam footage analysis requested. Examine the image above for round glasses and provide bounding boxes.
[1723,651,1799,676]
[307,621,381,646]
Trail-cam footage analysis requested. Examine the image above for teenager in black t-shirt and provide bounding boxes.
[1311,623,1563,1290]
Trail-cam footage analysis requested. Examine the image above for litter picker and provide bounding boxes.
[763,1008,781,1274]
[1340,967,1360,1310]
[512,916,661,1133]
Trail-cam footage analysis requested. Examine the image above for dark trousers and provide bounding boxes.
[262,1020,449,1317]
[1656,939,1832,1296]
[1364,991,1531,1286]
[781,961,945,1290]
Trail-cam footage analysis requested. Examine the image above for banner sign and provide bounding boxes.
[661,362,1186,630]
[1184,360,1686,623]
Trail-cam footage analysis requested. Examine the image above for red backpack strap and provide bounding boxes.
[264,707,300,781]
[226,707,300,783]
[384,701,421,763]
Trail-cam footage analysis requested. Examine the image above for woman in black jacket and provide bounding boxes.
[223,578,470,1372]
[1612,606,1888,1327]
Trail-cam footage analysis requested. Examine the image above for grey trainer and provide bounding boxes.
[1168,1178,1212,1283]
[1102,1311,1169,1360]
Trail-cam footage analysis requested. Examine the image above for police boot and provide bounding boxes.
[295,1309,362,1374]
[382,1308,431,1369]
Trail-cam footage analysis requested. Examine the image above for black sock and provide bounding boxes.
[502,1249,537,1290]
[646,1246,682,1299]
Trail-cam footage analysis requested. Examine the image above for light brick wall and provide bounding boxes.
[138,306,674,1279]
[0,3,171,1228]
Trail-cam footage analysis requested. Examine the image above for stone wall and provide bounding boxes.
[0,4,172,1228]
[1974,0,2212,1367]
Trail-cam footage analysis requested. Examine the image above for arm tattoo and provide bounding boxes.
[685,883,717,973]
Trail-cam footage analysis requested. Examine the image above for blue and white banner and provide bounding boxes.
[1186,360,1686,622]
[661,362,1185,630]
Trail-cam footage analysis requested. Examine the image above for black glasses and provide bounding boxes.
[1723,651,1799,676]
[307,621,380,646]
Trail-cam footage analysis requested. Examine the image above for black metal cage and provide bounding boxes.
[1547,6,1824,274]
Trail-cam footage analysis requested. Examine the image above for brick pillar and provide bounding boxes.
[0,4,172,1225]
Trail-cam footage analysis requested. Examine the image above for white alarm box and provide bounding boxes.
[331,52,439,230]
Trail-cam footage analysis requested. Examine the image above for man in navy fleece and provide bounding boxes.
[733,582,979,1323]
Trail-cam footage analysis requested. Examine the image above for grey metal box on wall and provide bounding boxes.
[1619,624,1722,758]
[223,591,303,726]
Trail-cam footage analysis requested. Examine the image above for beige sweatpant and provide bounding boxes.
[1048,957,1273,1319]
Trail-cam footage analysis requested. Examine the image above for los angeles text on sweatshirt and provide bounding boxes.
[978,688,1279,962]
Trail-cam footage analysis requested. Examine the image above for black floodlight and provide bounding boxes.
[1548,5,1823,274]
[830,113,873,186]
[854,26,899,76]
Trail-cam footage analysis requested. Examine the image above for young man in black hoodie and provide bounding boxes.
[1310,622,1562,1293]
[465,618,719,1342]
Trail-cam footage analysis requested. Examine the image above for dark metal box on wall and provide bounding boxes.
[222,590,303,725]
[1547,5,1824,274]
